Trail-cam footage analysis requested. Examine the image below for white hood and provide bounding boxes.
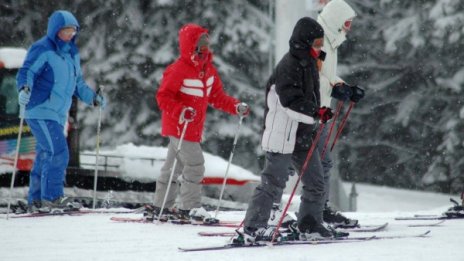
[317,0,356,49]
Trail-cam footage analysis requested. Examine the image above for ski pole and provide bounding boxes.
[214,116,244,219]
[157,119,191,222]
[320,100,344,160]
[270,122,326,244]
[92,86,104,209]
[6,87,29,220]
[330,101,354,152]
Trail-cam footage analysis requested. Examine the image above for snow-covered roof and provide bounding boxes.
[0,47,27,69]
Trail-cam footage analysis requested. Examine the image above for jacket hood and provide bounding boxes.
[47,10,80,46]
[178,23,211,64]
[289,17,324,60]
[317,0,356,49]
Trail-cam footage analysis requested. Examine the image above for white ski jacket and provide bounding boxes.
[317,0,356,108]
[262,84,316,154]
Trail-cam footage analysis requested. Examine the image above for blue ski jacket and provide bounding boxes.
[16,10,96,126]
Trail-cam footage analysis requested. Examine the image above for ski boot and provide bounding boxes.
[16,200,41,214]
[39,197,81,213]
[298,222,349,240]
[232,226,282,245]
[173,209,192,224]
[267,203,296,228]
[143,205,177,222]
[323,204,358,228]
[297,213,349,240]
[189,207,218,224]
[443,198,464,218]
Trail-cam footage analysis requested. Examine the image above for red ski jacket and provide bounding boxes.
[156,24,239,142]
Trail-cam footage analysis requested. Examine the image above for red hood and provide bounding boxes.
[178,23,212,65]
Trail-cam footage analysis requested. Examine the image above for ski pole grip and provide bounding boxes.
[94,85,105,107]
[96,85,105,95]
[19,86,30,119]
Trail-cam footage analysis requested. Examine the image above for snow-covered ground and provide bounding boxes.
[1,183,461,261]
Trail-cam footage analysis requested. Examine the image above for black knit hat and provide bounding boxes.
[289,17,324,51]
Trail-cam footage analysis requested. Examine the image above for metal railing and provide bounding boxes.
[79,153,165,174]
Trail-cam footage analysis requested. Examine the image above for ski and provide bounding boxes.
[9,208,140,218]
[198,222,389,237]
[110,216,240,227]
[407,220,445,227]
[339,222,388,232]
[198,231,235,237]
[10,210,84,218]
[395,216,449,221]
[179,236,376,252]
[180,230,431,252]
[396,214,464,221]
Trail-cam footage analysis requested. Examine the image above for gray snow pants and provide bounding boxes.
[273,123,333,205]
[243,148,326,229]
[316,123,333,203]
[153,137,205,210]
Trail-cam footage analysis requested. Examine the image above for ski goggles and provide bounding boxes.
[60,27,77,37]
[196,33,210,54]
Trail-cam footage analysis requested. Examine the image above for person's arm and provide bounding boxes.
[207,69,239,115]
[274,62,318,123]
[156,65,185,120]
[16,44,48,91]
[73,54,97,105]
[74,75,97,105]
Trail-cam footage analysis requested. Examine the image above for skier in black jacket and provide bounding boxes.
[234,17,338,245]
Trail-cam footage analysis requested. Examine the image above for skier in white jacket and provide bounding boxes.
[316,0,359,227]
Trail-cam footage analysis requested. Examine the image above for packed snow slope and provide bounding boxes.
[1,183,462,261]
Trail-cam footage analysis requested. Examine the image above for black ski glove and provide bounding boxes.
[350,85,365,103]
[331,83,353,101]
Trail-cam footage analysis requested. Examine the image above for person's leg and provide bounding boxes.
[244,152,292,228]
[318,124,333,203]
[153,137,183,209]
[293,148,325,227]
[26,120,68,202]
[39,120,69,201]
[25,119,44,204]
[177,140,205,211]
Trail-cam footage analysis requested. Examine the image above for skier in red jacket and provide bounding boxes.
[145,23,249,222]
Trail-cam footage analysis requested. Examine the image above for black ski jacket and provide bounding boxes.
[262,17,324,153]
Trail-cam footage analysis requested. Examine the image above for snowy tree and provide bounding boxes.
[337,0,464,193]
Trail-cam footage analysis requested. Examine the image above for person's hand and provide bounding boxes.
[236,102,250,117]
[318,106,333,123]
[18,87,31,106]
[181,107,196,123]
[331,82,353,101]
[350,85,365,103]
[94,94,107,109]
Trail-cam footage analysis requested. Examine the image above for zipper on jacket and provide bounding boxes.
[287,121,293,141]
[313,92,319,108]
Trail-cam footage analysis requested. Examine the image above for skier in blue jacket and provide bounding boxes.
[16,10,106,213]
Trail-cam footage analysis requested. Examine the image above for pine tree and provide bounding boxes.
[337,0,464,193]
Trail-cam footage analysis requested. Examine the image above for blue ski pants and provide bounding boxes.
[26,119,69,203]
